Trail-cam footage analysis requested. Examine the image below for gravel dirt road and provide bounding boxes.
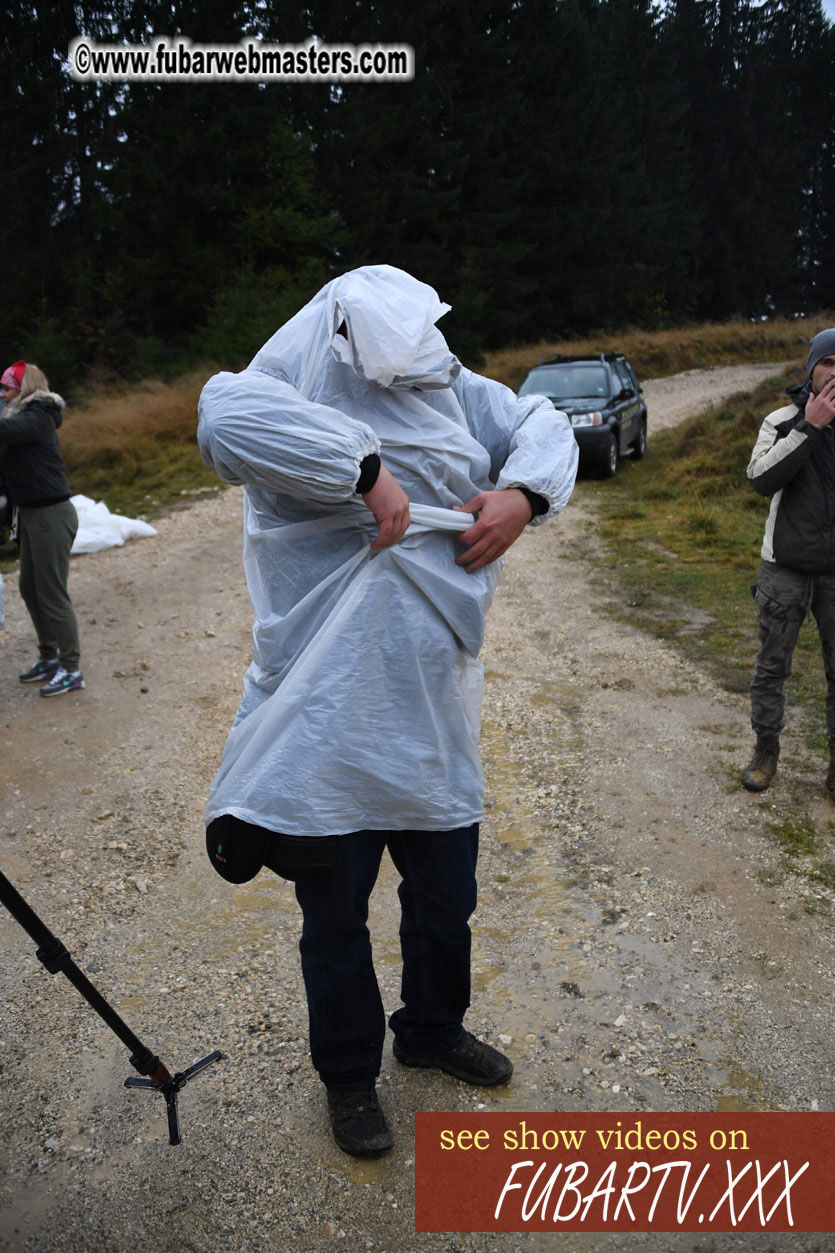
[2,361,833,1253]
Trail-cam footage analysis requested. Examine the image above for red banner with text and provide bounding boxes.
[414,1113,835,1233]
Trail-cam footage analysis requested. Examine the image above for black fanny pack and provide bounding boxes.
[206,814,337,883]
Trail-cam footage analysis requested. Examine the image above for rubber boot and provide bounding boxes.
[741,735,780,792]
[826,745,835,801]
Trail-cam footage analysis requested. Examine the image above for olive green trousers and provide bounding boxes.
[18,500,80,672]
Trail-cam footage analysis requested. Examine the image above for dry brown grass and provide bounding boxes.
[58,367,219,516]
[482,316,834,391]
[60,369,209,460]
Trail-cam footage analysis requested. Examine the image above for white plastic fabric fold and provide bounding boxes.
[198,265,578,835]
[70,494,157,554]
[328,267,458,389]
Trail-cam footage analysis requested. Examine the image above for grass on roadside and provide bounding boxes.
[770,812,819,859]
[57,368,221,518]
[584,359,829,754]
[482,315,833,392]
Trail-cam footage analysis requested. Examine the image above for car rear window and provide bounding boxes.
[519,364,609,400]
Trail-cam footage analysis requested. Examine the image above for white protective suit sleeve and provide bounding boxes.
[197,369,381,504]
[453,368,578,520]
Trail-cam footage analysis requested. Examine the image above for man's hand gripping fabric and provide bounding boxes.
[454,488,533,573]
[362,464,411,550]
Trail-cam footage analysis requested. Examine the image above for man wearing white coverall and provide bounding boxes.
[198,266,577,1157]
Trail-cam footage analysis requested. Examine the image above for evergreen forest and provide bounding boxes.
[2,0,833,383]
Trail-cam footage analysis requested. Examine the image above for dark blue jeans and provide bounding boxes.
[293,824,479,1091]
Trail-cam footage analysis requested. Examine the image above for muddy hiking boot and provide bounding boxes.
[393,1030,513,1086]
[741,736,780,792]
[326,1087,392,1158]
[826,747,835,801]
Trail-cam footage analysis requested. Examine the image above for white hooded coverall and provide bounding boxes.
[197,266,578,836]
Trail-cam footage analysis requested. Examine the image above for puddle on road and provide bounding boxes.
[716,1093,761,1113]
[480,694,587,917]
[0,1045,123,1246]
[127,873,295,959]
[715,1060,769,1112]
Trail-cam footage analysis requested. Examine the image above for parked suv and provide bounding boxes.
[517,352,647,477]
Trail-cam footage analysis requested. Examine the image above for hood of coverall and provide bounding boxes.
[250,265,461,394]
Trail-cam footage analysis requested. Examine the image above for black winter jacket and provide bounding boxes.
[0,390,72,507]
[747,382,835,574]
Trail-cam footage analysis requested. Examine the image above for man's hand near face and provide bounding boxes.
[454,488,534,573]
[806,375,835,429]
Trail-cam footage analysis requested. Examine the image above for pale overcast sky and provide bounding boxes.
[825,0,835,21]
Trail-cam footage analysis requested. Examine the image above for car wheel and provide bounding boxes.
[598,432,618,478]
[632,417,647,460]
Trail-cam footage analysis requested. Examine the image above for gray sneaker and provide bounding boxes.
[40,668,85,697]
[19,659,59,683]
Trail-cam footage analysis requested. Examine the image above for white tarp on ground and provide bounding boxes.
[70,494,157,555]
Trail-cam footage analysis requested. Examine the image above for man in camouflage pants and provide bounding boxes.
[742,329,835,794]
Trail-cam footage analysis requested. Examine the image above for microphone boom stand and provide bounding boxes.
[0,868,223,1145]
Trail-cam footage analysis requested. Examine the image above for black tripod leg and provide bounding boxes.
[1,868,223,1146]
[178,1050,224,1084]
[0,869,164,1074]
[165,1088,182,1146]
